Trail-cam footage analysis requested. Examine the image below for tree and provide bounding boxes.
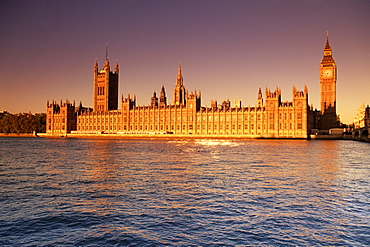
[0,112,46,133]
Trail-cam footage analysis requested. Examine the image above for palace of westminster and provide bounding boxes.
[46,35,338,138]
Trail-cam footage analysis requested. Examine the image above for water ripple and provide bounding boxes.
[0,138,369,246]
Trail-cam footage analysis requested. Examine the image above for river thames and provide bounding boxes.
[0,137,369,246]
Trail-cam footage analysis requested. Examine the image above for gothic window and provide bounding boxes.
[98,87,105,95]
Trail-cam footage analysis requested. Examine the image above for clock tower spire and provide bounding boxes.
[319,32,337,129]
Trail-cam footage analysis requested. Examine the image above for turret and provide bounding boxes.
[114,60,119,74]
[257,87,263,107]
[151,91,158,107]
[159,86,167,106]
[94,59,98,73]
[186,89,201,111]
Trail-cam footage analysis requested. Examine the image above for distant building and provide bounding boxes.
[46,100,91,136]
[47,35,339,138]
[353,103,370,129]
[0,111,8,118]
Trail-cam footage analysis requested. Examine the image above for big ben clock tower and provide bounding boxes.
[319,32,337,129]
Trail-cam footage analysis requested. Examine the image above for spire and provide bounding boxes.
[176,62,183,84]
[105,44,109,61]
[304,84,308,95]
[174,62,185,105]
[94,58,98,71]
[114,60,119,73]
[178,62,182,75]
[258,87,262,99]
[257,87,263,107]
[103,44,110,70]
[159,85,167,106]
[322,32,334,62]
[325,31,331,50]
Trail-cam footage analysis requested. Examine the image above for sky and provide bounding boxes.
[0,0,369,124]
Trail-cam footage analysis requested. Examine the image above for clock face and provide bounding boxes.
[323,69,333,78]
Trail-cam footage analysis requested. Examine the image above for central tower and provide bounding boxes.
[319,32,337,129]
[173,63,186,106]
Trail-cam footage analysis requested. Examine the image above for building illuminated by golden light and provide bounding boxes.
[46,35,338,138]
[353,103,370,129]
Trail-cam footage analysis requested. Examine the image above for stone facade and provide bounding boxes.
[71,63,310,138]
[47,35,338,138]
[46,100,91,136]
[46,100,77,136]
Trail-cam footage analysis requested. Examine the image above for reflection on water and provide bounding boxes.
[0,137,369,246]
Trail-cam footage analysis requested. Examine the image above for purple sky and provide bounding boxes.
[1,0,369,123]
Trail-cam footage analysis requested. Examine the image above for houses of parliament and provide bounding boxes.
[46,35,338,138]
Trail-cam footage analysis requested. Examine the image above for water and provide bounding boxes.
[0,137,369,246]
